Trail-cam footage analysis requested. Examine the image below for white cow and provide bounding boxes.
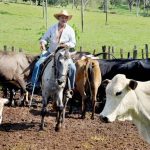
[100,74,150,144]
[0,98,8,124]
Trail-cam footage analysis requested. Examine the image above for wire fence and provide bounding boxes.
[1,44,150,59]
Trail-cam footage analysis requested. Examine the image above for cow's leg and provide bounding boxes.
[81,93,87,119]
[2,87,10,106]
[14,76,28,106]
[68,99,73,114]
[9,88,15,107]
[24,91,29,106]
[2,87,7,98]
[18,90,29,106]
[40,97,48,130]
[4,88,15,107]
[16,89,25,106]
[91,86,99,120]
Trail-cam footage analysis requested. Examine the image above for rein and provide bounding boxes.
[53,48,69,80]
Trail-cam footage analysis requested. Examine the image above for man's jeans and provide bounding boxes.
[31,53,76,89]
[31,52,49,86]
[68,58,76,89]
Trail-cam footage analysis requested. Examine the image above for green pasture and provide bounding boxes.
[0,2,150,56]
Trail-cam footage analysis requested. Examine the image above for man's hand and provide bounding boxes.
[59,43,68,48]
[40,43,46,51]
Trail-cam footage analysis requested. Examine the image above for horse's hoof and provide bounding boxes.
[55,126,60,132]
[39,125,44,131]
[38,128,44,132]
[81,115,86,119]
[91,116,94,120]
[55,123,61,132]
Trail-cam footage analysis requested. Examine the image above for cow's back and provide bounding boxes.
[0,51,36,85]
[75,59,87,92]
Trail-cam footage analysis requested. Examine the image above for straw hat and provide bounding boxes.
[54,10,72,20]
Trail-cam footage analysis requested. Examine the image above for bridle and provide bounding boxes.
[53,48,69,80]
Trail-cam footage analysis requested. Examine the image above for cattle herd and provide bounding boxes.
[0,50,150,144]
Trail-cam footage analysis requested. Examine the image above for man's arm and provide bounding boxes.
[40,28,51,51]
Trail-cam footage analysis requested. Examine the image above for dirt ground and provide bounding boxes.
[0,94,150,150]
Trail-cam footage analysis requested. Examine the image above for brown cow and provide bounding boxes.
[75,57,102,119]
[0,51,37,106]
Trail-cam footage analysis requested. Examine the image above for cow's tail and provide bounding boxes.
[85,58,92,99]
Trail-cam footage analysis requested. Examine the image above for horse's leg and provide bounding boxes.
[62,96,69,127]
[40,96,48,130]
[55,90,64,132]
[16,89,24,106]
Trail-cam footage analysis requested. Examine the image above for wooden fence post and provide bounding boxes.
[133,50,138,59]
[145,44,149,59]
[108,46,111,59]
[102,45,107,59]
[80,46,82,52]
[133,45,138,59]
[4,45,7,51]
[19,48,22,52]
[127,52,130,59]
[93,49,96,55]
[141,49,144,59]
[11,46,15,52]
[120,49,124,59]
[112,46,114,59]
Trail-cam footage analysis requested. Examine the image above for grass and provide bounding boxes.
[0,2,150,56]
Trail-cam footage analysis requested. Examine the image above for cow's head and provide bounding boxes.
[100,74,138,123]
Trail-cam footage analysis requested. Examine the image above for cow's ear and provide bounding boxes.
[128,80,138,90]
[102,79,110,88]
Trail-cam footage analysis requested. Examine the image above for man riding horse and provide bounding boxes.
[29,10,76,94]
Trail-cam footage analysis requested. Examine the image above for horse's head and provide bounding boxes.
[55,48,70,88]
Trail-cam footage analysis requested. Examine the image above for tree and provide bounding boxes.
[128,0,134,12]
[60,0,69,7]
[72,0,89,9]
[136,0,140,16]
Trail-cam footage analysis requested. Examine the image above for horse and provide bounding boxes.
[40,48,71,131]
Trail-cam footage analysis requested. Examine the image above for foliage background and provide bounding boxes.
[0,1,150,57]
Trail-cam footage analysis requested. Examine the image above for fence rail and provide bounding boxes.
[3,45,23,52]
[1,44,150,59]
[80,44,149,59]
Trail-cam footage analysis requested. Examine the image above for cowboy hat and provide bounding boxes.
[54,10,72,20]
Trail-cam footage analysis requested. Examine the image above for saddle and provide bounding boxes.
[39,53,54,81]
